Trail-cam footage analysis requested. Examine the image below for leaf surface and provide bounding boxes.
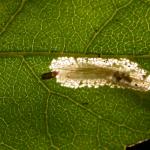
[0,0,150,149]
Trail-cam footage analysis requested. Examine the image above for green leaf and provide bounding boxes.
[0,0,150,149]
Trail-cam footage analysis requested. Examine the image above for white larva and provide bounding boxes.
[48,57,150,91]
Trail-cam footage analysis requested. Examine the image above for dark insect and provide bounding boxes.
[41,71,58,80]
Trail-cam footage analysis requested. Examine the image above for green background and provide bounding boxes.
[0,0,150,149]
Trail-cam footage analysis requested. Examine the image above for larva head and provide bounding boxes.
[113,71,132,83]
[41,71,58,80]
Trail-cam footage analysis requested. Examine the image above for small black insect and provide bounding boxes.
[41,71,58,80]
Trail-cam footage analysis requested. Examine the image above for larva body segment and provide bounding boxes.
[49,57,150,91]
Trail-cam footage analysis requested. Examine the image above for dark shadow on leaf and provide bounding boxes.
[126,139,150,150]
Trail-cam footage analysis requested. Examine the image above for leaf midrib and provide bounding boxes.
[0,52,150,58]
